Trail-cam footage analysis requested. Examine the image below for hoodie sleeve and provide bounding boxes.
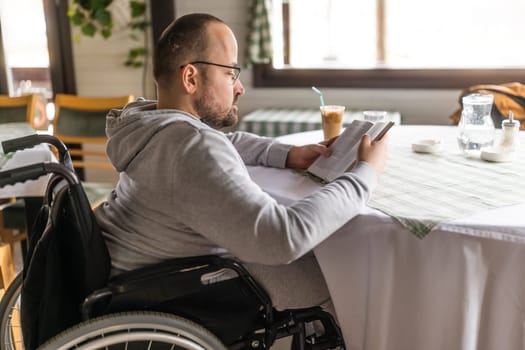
[225,131,292,168]
[174,128,377,265]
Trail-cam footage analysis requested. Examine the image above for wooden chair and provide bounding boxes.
[0,242,15,295]
[0,94,38,261]
[52,94,134,206]
[53,94,134,172]
[0,200,27,263]
[0,94,37,125]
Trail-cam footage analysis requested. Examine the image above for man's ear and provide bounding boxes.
[180,64,200,94]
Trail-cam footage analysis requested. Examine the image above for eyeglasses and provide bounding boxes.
[180,61,241,84]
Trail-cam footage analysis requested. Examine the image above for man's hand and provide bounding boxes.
[285,137,337,169]
[357,134,388,176]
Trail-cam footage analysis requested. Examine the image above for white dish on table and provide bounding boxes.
[480,147,516,162]
[411,139,443,154]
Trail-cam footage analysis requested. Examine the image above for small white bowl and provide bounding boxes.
[480,147,516,162]
[411,139,443,154]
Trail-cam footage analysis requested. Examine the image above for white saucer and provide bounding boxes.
[480,147,516,162]
[411,139,443,154]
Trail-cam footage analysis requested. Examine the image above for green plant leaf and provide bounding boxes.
[94,8,112,26]
[81,23,96,37]
[70,11,85,25]
[102,28,112,39]
[130,1,146,18]
[129,20,149,31]
[77,0,91,10]
[73,32,81,43]
[130,47,146,56]
[90,0,113,10]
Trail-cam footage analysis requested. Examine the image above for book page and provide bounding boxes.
[307,120,393,183]
[307,120,373,182]
[367,121,391,141]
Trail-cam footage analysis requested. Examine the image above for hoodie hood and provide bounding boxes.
[105,98,204,172]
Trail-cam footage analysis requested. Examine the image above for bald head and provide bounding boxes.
[153,13,224,88]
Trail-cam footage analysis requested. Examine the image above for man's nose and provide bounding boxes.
[234,79,245,96]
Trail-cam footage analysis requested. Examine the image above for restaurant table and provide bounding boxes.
[247,125,525,350]
[0,123,56,259]
[237,108,402,137]
[0,123,54,199]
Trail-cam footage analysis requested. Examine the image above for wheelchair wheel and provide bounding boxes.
[39,311,228,350]
[0,272,23,350]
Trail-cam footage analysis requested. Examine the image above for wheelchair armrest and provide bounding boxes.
[82,255,273,324]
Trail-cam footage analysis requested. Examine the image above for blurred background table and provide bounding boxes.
[237,108,401,137]
[0,123,54,198]
[248,125,525,350]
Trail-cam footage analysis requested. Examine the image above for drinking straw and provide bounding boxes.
[311,86,325,107]
[509,110,514,123]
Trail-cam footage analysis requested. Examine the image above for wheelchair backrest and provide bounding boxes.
[0,133,112,350]
[21,172,111,350]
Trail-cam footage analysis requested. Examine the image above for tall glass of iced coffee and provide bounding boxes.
[320,105,345,140]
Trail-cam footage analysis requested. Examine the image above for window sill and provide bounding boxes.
[253,64,525,89]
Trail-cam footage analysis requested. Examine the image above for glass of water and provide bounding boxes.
[457,93,495,155]
[363,110,387,122]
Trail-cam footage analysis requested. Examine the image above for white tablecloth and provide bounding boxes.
[247,125,525,350]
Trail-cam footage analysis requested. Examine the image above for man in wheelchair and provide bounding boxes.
[92,12,387,349]
[0,12,387,350]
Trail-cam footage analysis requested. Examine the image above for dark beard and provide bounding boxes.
[200,106,238,129]
[195,92,239,129]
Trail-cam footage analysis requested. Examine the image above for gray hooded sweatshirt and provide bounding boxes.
[94,99,377,310]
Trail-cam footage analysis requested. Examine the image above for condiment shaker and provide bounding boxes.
[500,111,520,152]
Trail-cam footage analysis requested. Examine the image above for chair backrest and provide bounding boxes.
[0,94,37,125]
[52,94,134,171]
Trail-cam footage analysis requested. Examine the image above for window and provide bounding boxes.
[0,0,52,97]
[254,0,525,88]
[0,0,54,129]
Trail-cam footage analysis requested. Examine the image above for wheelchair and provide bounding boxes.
[0,134,345,350]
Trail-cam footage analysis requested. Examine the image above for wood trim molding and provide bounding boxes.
[0,24,8,94]
[253,64,525,89]
[44,0,77,96]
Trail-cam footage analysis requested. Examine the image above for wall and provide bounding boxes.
[70,0,156,100]
[72,0,462,125]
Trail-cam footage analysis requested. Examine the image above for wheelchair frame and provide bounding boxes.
[0,135,345,350]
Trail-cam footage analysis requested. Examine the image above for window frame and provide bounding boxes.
[252,64,525,89]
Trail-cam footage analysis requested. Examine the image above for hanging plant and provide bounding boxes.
[124,0,148,68]
[69,0,114,39]
[68,0,149,68]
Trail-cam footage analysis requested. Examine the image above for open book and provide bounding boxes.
[307,119,394,183]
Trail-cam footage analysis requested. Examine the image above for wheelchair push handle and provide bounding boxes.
[1,134,74,171]
[0,162,48,187]
[0,162,79,188]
